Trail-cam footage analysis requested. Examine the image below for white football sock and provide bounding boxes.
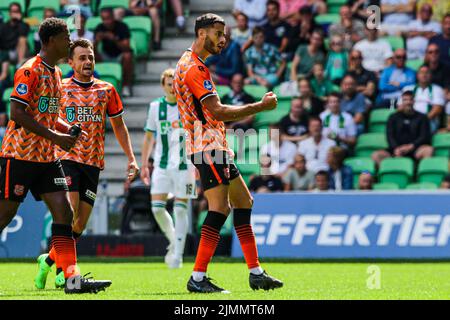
[192,271,206,282]
[151,201,175,244]
[174,201,189,257]
[250,266,264,275]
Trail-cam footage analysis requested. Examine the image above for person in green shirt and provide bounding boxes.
[290,29,326,80]
[325,35,348,85]
[310,62,335,100]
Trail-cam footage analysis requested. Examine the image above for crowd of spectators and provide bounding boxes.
[215,0,450,192]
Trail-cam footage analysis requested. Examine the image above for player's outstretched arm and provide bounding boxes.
[110,115,139,180]
[202,92,278,122]
[140,131,155,185]
[10,101,77,151]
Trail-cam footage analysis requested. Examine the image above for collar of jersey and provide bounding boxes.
[72,76,94,88]
[187,48,206,66]
[37,54,56,73]
[163,96,177,107]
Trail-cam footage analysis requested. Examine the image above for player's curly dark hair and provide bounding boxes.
[38,17,68,45]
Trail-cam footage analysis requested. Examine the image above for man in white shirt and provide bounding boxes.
[403,65,445,132]
[354,27,393,74]
[69,13,94,43]
[380,0,415,35]
[320,92,357,150]
[259,123,297,175]
[233,0,268,28]
[406,4,442,60]
[298,117,336,173]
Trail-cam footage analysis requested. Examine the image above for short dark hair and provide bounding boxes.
[316,170,329,178]
[267,0,280,10]
[195,13,225,37]
[309,116,322,125]
[402,90,414,99]
[9,2,21,12]
[38,18,68,45]
[69,38,94,59]
[100,7,114,17]
[329,91,342,100]
[252,26,264,37]
[299,5,312,15]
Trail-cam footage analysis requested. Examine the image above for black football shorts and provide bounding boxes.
[61,160,100,207]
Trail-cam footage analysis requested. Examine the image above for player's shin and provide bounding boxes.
[233,208,263,275]
[51,223,79,279]
[151,201,175,244]
[174,200,189,258]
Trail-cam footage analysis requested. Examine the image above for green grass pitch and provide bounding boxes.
[1,258,449,299]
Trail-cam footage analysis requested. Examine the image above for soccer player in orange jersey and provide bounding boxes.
[34,38,139,289]
[174,13,283,293]
[0,18,111,294]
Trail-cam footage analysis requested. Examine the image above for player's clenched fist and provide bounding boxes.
[260,92,278,111]
[51,132,77,152]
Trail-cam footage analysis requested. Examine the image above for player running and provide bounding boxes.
[174,13,283,293]
[140,68,197,269]
[0,18,111,294]
[34,38,139,289]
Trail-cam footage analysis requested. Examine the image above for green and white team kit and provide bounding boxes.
[145,97,197,198]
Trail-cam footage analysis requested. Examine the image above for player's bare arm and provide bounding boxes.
[201,91,278,122]
[10,101,76,151]
[140,131,156,185]
[110,115,139,180]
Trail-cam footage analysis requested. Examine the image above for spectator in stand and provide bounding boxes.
[297,77,324,116]
[348,0,381,22]
[405,4,441,60]
[244,27,286,89]
[345,49,377,102]
[206,27,243,85]
[126,0,163,50]
[312,170,330,191]
[320,92,357,149]
[417,0,450,23]
[279,0,307,26]
[286,5,316,57]
[327,146,354,191]
[95,7,134,97]
[280,97,309,144]
[33,8,57,55]
[429,14,450,66]
[329,5,365,51]
[249,155,284,193]
[262,1,290,53]
[377,48,416,108]
[441,174,450,189]
[358,171,374,190]
[260,123,298,175]
[324,35,348,85]
[0,2,29,67]
[290,29,326,80]
[353,26,393,74]
[60,0,93,18]
[221,73,255,130]
[233,0,268,28]
[298,117,336,173]
[444,89,450,133]
[424,43,450,89]
[340,74,368,133]
[310,62,334,100]
[372,91,433,165]
[403,65,445,133]
[69,12,94,43]
[0,50,11,124]
[380,0,415,36]
[283,154,315,191]
[232,12,252,50]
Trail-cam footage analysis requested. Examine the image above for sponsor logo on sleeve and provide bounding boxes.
[16,83,28,96]
[203,80,213,91]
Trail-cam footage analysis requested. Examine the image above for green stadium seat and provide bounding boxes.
[28,0,60,21]
[244,84,267,100]
[123,16,152,58]
[98,0,129,10]
[373,182,400,190]
[197,210,233,236]
[378,157,414,189]
[216,85,231,99]
[344,157,376,188]
[0,0,27,22]
[58,64,73,78]
[254,108,289,129]
[277,97,292,114]
[2,87,14,118]
[406,59,423,71]
[314,14,340,25]
[327,0,347,14]
[95,62,122,91]
[432,133,450,157]
[368,109,395,133]
[418,157,449,186]
[86,16,102,32]
[355,133,388,157]
[382,36,404,51]
[405,182,438,190]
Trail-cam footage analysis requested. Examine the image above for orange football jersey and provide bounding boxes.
[1,55,63,163]
[56,77,123,169]
[173,49,227,155]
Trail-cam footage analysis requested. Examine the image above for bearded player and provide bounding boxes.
[0,18,111,294]
[174,13,283,293]
[34,38,139,289]
[141,68,197,269]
